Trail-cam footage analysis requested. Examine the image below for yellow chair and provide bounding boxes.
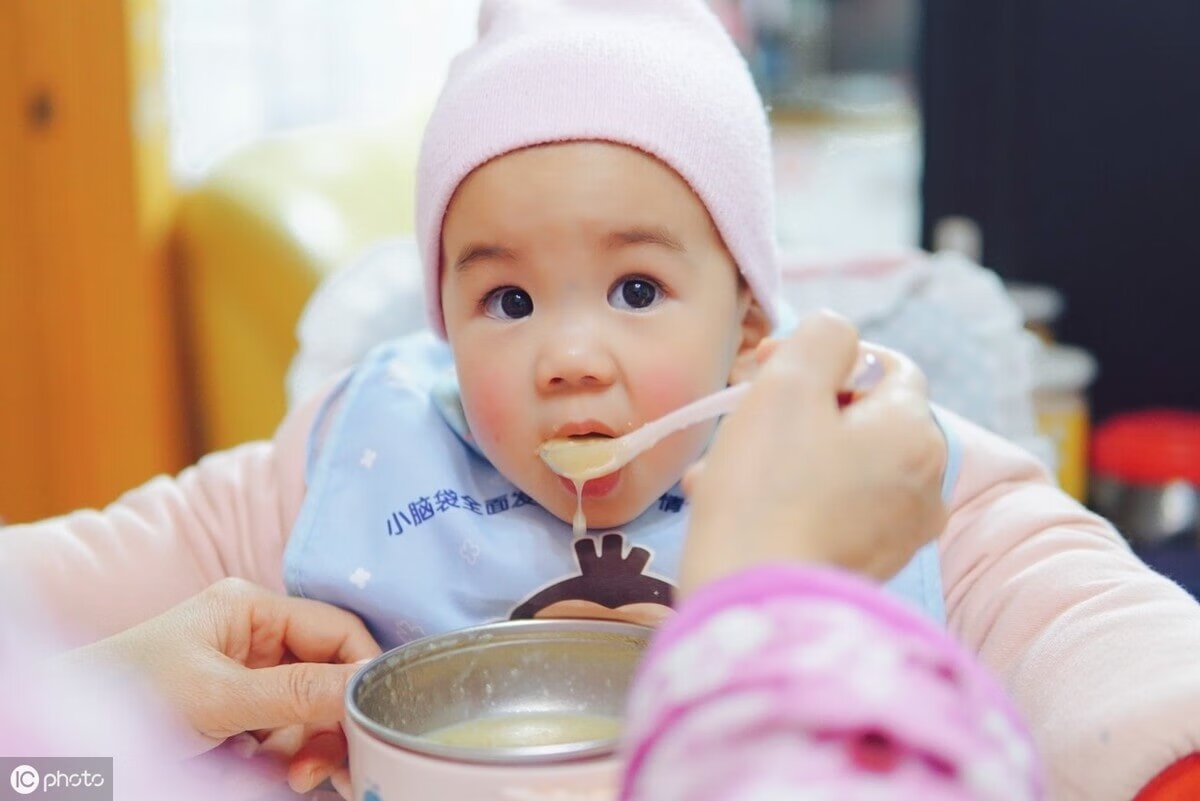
[173,124,419,453]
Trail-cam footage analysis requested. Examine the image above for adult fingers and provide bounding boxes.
[680,460,704,497]
[201,578,380,669]
[331,768,353,800]
[754,336,782,364]
[854,343,928,401]
[287,727,348,794]
[252,723,306,754]
[251,592,382,666]
[754,310,860,420]
[223,661,361,733]
[843,344,935,435]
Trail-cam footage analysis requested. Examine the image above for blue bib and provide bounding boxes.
[284,332,953,650]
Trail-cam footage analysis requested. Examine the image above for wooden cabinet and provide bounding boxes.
[0,0,185,522]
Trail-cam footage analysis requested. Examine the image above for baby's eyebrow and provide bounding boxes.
[606,227,686,253]
[454,243,518,271]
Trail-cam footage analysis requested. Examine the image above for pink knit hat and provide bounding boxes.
[416,0,780,337]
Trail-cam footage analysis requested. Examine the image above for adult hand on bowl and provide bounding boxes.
[679,310,947,598]
[59,577,381,796]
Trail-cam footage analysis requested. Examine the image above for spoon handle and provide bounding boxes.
[622,383,749,455]
[621,351,885,458]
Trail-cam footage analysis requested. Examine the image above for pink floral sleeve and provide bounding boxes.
[620,565,1042,801]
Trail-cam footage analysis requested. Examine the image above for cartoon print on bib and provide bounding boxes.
[511,533,675,626]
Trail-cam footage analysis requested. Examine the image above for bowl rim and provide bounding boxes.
[344,618,652,764]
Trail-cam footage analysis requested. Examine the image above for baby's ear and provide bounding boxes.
[729,292,771,385]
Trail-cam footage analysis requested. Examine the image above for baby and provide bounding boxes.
[4,2,1200,799]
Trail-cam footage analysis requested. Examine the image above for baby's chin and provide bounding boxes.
[521,459,690,530]
[542,491,662,531]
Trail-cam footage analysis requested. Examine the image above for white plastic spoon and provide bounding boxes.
[539,351,885,484]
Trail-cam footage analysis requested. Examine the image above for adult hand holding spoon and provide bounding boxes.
[677,311,948,596]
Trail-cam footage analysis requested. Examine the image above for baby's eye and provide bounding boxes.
[608,276,663,311]
[483,287,534,320]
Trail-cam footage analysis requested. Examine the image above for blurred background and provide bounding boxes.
[2,1,1197,575]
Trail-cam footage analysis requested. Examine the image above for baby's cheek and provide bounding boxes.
[461,378,519,455]
[634,369,716,467]
[634,367,713,423]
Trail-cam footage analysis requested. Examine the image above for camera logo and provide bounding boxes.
[10,764,39,795]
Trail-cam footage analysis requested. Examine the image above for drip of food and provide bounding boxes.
[573,482,586,537]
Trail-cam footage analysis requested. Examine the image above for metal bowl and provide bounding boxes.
[346,619,651,766]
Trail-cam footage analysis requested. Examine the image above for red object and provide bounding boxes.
[1134,754,1200,801]
[1091,410,1200,486]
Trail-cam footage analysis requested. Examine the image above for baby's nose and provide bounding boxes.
[536,334,618,391]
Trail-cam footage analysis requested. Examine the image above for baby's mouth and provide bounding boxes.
[541,421,626,495]
[566,432,613,445]
[550,419,619,440]
[548,434,620,494]
[559,471,621,498]
[541,429,618,475]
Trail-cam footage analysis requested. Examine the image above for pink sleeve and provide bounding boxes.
[0,382,333,649]
[620,564,1041,801]
[939,409,1200,801]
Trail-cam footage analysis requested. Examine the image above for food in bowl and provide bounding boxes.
[423,712,623,749]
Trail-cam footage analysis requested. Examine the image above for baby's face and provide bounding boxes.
[441,142,765,528]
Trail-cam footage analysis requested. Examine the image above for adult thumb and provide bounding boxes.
[230,662,362,732]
